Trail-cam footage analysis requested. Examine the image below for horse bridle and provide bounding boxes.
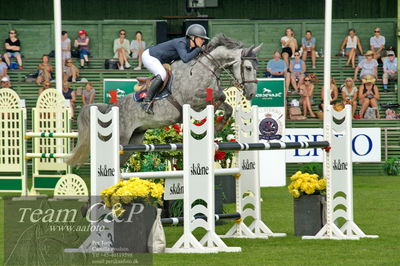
[196,50,258,92]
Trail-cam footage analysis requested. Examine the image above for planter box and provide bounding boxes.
[215,175,236,203]
[293,194,325,236]
[113,203,157,253]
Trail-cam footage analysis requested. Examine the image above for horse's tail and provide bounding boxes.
[66,103,112,166]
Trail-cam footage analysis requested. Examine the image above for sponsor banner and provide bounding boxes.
[252,78,285,107]
[103,79,138,104]
[164,178,184,200]
[284,128,381,162]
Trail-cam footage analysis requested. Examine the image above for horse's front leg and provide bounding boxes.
[215,101,233,132]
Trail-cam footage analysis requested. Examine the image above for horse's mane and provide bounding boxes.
[207,34,244,51]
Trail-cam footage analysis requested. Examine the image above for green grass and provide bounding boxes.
[1,175,399,265]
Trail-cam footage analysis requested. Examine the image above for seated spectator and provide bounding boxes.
[353,50,378,81]
[82,82,95,105]
[320,77,338,111]
[281,27,298,67]
[3,29,23,69]
[0,76,12,89]
[36,55,53,85]
[265,51,290,93]
[38,80,52,95]
[382,50,397,92]
[301,30,316,69]
[61,31,71,65]
[340,78,358,117]
[299,76,316,118]
[0,55,8,80]
[289,51,306,92]
[370,28,385,60]
[340,28,363,68]
[114,29,131,70]
[130,31,146,70]
[358,75,380,119]
[62,81,76,118]
[63,59,80,82]
[74,29,90,69]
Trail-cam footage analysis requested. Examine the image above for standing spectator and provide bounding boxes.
[82,82,95,105]
[3,29,23,69]
[62,81,76,118]
[340,29,364,68]
[289,51,306,92]
[0,55,8,80]
[358,75,380,119]
[265,51,290,93]
[61,31,71,65]
[320,77,338,111]
[74,29,90,69]
[130,31,146,70]
[370,27,385,60]
[63,59,80,82]
[382,50,397,92]
[299,76,316,118]
[341,78,358,117]
[114,29,131,70]
[281,27,298,68]
[353,50,378,81]
[0,76,12,89]
[36,55,53,85]
[38,80,52,95]
[301,30,316,69]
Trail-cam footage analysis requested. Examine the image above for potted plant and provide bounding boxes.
[288,171,326,236]
[101,177,164,252]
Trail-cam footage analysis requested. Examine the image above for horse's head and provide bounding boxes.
[226,43,263,100]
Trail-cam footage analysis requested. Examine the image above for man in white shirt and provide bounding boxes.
[382,50,397,92]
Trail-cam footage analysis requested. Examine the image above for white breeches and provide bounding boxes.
[142,49,167,81]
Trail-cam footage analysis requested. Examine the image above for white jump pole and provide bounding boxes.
[53,0,62,93]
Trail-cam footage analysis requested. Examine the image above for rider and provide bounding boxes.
[141,24,209,113]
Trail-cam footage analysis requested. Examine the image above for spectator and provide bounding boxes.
[130,31,146,70]
[340,29,363,68]
[38,80,52,95]
[0,76,12,89]
[353,50,378,81]
[382,50,397,92]
[36,55,53,85]
[61,31,71,65]
[281,27,298,68]
[74,29,90,69]
[340,78,358,117]
[370,27,385,60]
[301,30,316,69]
[0,55,8,80]
[114,29,131,70]
[358,74,380,119]
[63,59,80,82]
[320,77,338,111]
[82,82,95,105]
[265,51,290,93]
[62,81,76,118]
[289,51,306,92]
[3,29,23,69]
[299,76,316,118]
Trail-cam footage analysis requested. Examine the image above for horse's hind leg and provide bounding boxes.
[120,130,146,166]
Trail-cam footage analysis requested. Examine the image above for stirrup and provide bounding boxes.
[141,101,154,114]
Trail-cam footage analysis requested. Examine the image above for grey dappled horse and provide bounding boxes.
[67,34,263,166]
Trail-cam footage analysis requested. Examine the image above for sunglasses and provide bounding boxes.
[388,54,394,56]
[366,54,373,57]
[9,32,15,35]
[374,31,380,33]
[304,79,310,81]
[294,54,300,56]
[120,33,126,35]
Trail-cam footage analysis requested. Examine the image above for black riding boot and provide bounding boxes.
[141,75,163,114]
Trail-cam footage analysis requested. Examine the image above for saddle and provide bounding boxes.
[134,64,172,93]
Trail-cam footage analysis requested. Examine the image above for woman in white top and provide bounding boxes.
[340,28,364,68]
[61,31,71,65]
[280,27,298,68]
[113,29,131,70]
[130,31,146,70]
[341,78,358,117]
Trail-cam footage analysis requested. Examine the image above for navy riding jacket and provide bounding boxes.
[149,37,201,64]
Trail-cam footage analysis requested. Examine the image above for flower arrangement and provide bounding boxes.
[213,113,236,168]
[101,177,164,217]
[287,171,326,198]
